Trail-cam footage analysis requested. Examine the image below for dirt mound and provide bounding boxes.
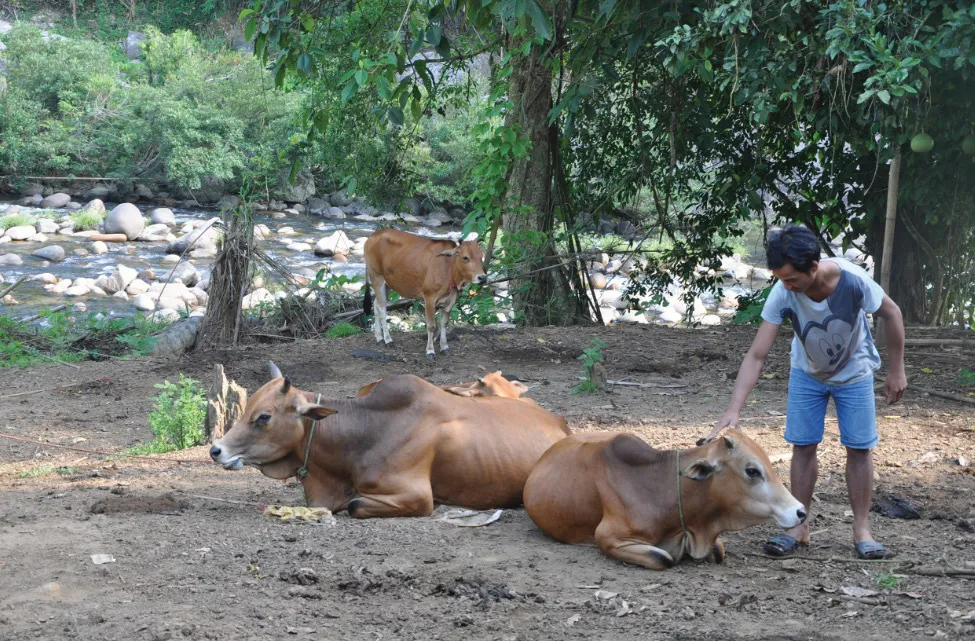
[89,492,189,515]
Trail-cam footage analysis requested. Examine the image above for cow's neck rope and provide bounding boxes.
[676,449,687,534]
[297,393,322,480]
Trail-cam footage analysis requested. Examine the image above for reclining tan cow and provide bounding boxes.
[355,371,534,404]
[210,362,568,518]
[363,228,487,358]
[523,431,806,570]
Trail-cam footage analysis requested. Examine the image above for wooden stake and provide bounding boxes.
[0,275,27,300]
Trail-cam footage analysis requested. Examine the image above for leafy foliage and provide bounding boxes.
[147,374,207,450]
[574,337,607,395]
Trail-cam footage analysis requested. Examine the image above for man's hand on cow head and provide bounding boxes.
[701,409,740,444]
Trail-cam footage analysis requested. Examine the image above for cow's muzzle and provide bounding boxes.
[475,274,488,285]
[209,445,244,470]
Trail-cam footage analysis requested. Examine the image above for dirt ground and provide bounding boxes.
[1,324,973,641]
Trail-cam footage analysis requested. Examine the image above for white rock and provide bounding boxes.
[189,288,208,307]
[289,242,312,252]
[277,226,296,235]
[590,273,608,289]
[700,314,722,326]
[149,208,176,225]
[32,273,58,285]
[4,225,36,241]
[112,291,129,300]
[40,193,71,208]
[315,230,354,257]
[326,207,346,219]
[126,279,150,296]
[28,234,48,242]
[241,288,273,310]
[101,264,139,294]
[82,199,106,215]
[162,254,181,264]
[73,303,87,313]
[36,219,60,234]
[147,309,180,323]
[64,285,90,297]
[133,293,157,311]
[156,297,186,312]
[658,307,683,323]
[0,253,23,266]
[104,203,145,240]
[91,241,108,255]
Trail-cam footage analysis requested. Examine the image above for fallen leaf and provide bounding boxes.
[640,583,662,592]
[264,505,335,525]
[537,338,546,343]
[762,373,776,379]
[883,415,902,420]
[921,368,934,374]
[781,559,799,572]
[893,591,923,599]
[814,585,837,594]
[842,586,879,598]
[90,554,115,565]
[593,590,618,600]
[841,611,859,618]
[577,585,602,589]
[565,614,580,627]
[844,510,855,518]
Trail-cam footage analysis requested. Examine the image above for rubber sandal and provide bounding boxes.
[764,533,805,557]
[855,541,891,560]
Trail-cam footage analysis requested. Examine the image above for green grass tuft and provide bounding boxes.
[325,321,362,338]
[0,212,38,230]
[17,465,78,478]
[70,209,105,231]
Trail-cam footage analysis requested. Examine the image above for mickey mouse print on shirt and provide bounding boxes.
[760,257,885,385]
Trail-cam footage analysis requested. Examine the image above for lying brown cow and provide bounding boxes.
[355,371,533,404]
[210,362,568,517]
[364,228,486,358]
[523,431,806,570]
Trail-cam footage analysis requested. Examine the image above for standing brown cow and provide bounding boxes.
[364,228,486,358]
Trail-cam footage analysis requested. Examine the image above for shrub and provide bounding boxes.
[0,212,37,230]
[70,209,104,231]
[325,321,361,338]
[573,338,607,394]
[147,374,207,450]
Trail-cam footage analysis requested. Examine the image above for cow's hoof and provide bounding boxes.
[347,498,366,517]
[440,347,450,355]
[426,353,435,361]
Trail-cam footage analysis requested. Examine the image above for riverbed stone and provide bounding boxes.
[288,242,312,252]
[325,207,346,219]
[4,225,36,241]
[40,193,71,208]
[168,218,219,254]
[189,247,217,259]
[156,297,186,312]
[82,199,106,215]
[31,245,65,262]
[700,314,722,326]
[171,263,199,287]
[315,230,354,257]
[36,219,59,234]
[133,293,156,311]
[100,265,139,294]
[126,279,150,296]
[104,203,145,240]
[32,273,58,285]
[91,241,108,255]
[589,272,608,289]
[28,234,48,242]
[0,253,23,266]
[307,198,327,214]
[148,309,180,323]
[65,285,90,297]
[149,208,176,225]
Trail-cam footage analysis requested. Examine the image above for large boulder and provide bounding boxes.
[149,208,176,225]
[31,245,65,262]
[126,279,150,296]
[315,230,354,257]
[274,167,316,203]
[307,198,327,215]
[18,182,44,197]
[40,193,71,208]
[328,190,351,207]
[0,253,24,266]
[123,31,146,59]
[170,262,200,287]
[167,218,220,255]
[4,225,36,241]
[104,203,145,240]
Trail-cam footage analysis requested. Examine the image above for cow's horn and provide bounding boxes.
[281,377,291,395]
[269,360,283,379]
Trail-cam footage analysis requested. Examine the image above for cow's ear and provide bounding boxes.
[438,249,458,257]
[444,385,479,397]
[296,401,337,421]
[722,435,736,450]
[681,457,718,481]
[269,360,283,379]
[510,380,530,395]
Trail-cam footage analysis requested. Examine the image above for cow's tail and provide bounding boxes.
[362,278,373,318]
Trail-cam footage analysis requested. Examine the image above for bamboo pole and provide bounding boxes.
[877,152,901,349]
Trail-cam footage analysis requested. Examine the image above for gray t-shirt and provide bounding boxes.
[761,257,885,385]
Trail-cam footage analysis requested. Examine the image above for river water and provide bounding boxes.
[0,200,461,321]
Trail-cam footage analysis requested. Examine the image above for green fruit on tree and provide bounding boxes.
[962,135,975,155]
[910,133,934,153]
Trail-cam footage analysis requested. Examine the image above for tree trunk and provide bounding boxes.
[869,212,927,325]
[501,2,584,326]
[205,364,248,442]
[876,152,900,347]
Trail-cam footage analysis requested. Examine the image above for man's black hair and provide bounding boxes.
[766,224,822,273]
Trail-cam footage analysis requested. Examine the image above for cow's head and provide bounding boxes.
[438,240,487,286]
[681,430,806,530]
[209,361,336,479]
[444,371,530,399]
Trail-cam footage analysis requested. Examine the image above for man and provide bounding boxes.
[705,224,906,559]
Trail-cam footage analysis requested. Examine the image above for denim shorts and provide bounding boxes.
[785,368,878,450]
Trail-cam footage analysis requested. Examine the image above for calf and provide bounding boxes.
[364,228,486,358]
[356,371,534,404]
[523,431,805,570]
[210,362,568,517]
